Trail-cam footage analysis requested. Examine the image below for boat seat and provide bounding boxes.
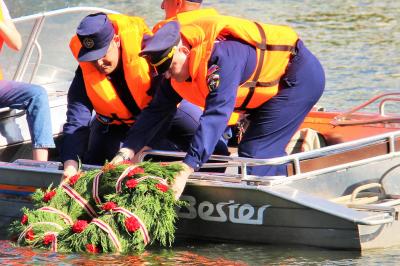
[286,128,326,154]
[331,183,386,205]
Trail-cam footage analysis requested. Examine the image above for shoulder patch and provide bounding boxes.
[206,64,220,92]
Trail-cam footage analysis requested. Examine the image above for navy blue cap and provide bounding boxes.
[139,21,181,75]
[76,13,115,62]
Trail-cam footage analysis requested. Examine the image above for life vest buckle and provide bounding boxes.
[96,114,114,125]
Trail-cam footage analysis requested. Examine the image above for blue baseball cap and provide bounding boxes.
[139,21,181,75]
[76,13,115,62]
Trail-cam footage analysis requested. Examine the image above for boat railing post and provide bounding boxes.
[293,157,301,175]
[29,40,43,83]
[241,162,247,180]
[389,134,396,153]
[379,97,400,116]
[13,14,46,82]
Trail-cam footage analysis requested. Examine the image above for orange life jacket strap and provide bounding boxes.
[239,22,296,110]
[239,22,267,110]
[96,113,135,126]
[241,79,280,88]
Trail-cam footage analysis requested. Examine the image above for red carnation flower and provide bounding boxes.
[125,217,140,233]
[127,167,145,177]
[43,190,56,202]
[102,202,117,211]
[126,179,139,189]
[43,234,55,245]
[86,244,99,253]
[69,173,81,186]
[26,229,34,241]
[72,220,88,233]
[156,183,169,193]
[21,214,28,225]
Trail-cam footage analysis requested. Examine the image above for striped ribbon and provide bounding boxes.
[38,207,73,225]
[61,183,97,218]
[113,207,150,245]
[91,218,122,253]
[115,165,138,193]
[17,222,63,245]
[116,172,168,194]
[45,232,58,252]
[92,171,103,205]
[136,175,168,186]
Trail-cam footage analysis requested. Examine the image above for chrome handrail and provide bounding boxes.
[11,7,119,83]
[139,129,400,179]
[331,93,400,126]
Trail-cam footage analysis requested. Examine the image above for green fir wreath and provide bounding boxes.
[9,161,184,254]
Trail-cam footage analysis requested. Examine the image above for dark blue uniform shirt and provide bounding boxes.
[123,39,256,170]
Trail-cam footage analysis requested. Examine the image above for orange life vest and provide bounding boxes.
[153,9,245,124]
[70,14,152,125]
[171,15,298,110]
[0,5,4,80]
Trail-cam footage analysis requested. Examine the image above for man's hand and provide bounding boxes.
[171,162,194,200]
[62,160,79,180]
[110,148,135,165]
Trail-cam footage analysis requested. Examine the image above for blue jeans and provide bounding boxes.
[0,80,55,149]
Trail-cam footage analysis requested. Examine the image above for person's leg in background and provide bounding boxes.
[0,80,55,161]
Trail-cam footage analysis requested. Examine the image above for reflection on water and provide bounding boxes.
[2,0,400,264]
[3,239,400,265]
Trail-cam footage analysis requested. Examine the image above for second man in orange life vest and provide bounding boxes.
[61,13,229,178]
[113,16,325,199]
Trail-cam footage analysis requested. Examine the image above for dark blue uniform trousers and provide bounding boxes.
[84,100,229,165]
[238,40,325,176]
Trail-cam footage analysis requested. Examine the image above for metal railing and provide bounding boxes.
[331,93,400,126]
[139,129,400,180]
[11,7,119,83]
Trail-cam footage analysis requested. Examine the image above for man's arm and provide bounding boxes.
[0,1,22,51]
[183,39,256,170]
[61,67,93,177]
[114,77,181,162]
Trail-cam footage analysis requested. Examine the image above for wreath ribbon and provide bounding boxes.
[38,207,73,225]
[113,207,150,245]
[17,222,63,245]
[61,183,97,218]
[91,218,122,253]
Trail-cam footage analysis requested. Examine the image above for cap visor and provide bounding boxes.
[77,45,109,62]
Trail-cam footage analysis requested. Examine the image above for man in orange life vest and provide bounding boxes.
[112,17,325,199]
[61,13,227,178]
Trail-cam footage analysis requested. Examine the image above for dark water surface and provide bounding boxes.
[2,0,400,265]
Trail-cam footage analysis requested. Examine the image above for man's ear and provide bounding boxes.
[114,35,121,47]
[179,45,190,56]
